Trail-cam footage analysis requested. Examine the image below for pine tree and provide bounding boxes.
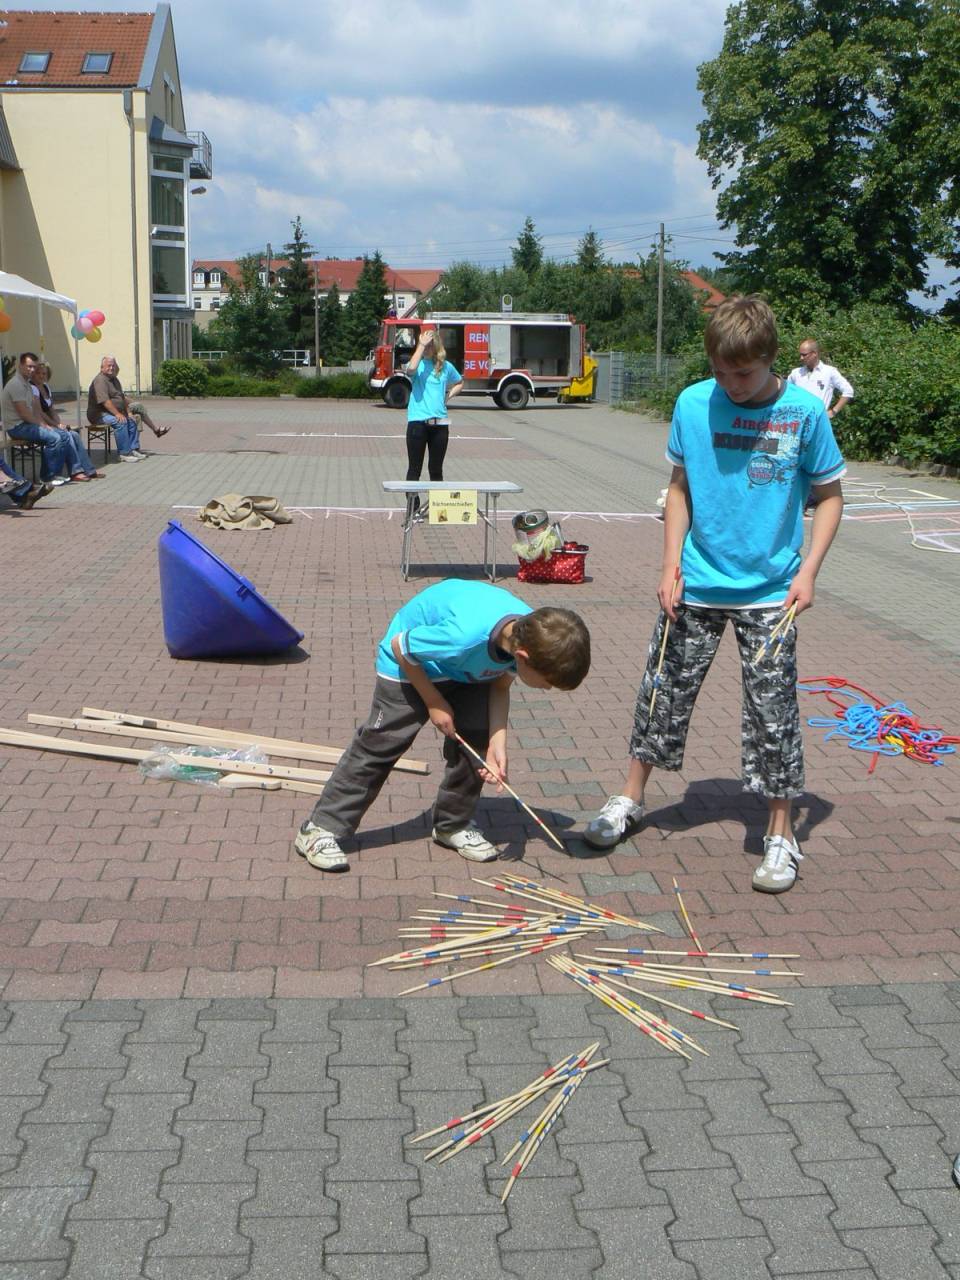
[576,228,605,272]
[338,252,389,360]
[277,216,315,350]
[316,282,343,365]
[512,217,543,276]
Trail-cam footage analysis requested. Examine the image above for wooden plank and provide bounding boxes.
[0,727,331,784]
[79,706,429,774]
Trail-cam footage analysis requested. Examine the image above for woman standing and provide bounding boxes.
[404,328,463,523]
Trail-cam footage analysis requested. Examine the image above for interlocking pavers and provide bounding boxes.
[649,1167,767,1241]
[63,1217,166,1280]
[738,1194,868,1273]
[323,1179,425,1257]
[239,1217,338,1280]
[840,1225,948,1279]
[671,1236,773,1280]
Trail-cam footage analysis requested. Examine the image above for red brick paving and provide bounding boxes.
[1,400,958,998]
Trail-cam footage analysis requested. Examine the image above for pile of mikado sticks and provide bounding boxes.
[547,878,802,1059]
[0,704,429,797]
[410,1043,606,1202]
[369,870,662,996]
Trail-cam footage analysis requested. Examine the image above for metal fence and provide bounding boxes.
[606,352,684,404]
[192,350,312,368]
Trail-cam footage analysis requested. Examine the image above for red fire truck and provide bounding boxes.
[368,312,586,410]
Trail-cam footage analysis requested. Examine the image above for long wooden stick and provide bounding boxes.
[672,877,703,952]
[596,946,801,960]
[753,602,797,664]
[79,705,429,774]
[649,566,681,718]
[217,775,327,796]
[453,732,565,851]
[0,727,332,784]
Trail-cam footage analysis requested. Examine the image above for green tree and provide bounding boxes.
[512,216,544,276]
[277,215,316,350]
[431,261,500,311]
[316,282,343,364]
[338,252,389,360]
[697,0,949,312]
[576,228,605,272]
[215,253,288,376]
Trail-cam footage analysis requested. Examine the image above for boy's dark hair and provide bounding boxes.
[513,607,590,690]
[704,295,778,366]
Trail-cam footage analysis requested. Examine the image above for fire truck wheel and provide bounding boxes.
[383,381,410,410]
[498,381,530,411]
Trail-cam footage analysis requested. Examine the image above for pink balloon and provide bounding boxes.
[77,316,94,334]
[87,310,105,326]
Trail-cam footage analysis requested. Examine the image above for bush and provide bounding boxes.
[156,359,210,397]
[294,372,376,399]
[205,374,283,397]
[634,303,960,467]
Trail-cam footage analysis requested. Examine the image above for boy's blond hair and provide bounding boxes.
[513,608,590,690]
[704,294,779,366]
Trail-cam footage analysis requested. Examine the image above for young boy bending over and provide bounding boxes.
[296,580,591,872]
[585,295,845,893]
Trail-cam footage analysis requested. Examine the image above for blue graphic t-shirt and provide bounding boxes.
[377,579,532,683]
[666,378,846,607]
[408,358,462,423]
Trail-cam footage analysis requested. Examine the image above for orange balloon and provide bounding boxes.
[0,312,12,332]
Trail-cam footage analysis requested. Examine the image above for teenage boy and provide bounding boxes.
[295,580,591,872]
[585,295,845,893]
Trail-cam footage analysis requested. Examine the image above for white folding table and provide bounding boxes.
[381,481,524,582]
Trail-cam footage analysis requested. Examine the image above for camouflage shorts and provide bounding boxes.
[628,604,804,799]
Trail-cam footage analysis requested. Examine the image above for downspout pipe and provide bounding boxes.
[123,89,142,395]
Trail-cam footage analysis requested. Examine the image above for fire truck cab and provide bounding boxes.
[369,312,585,411]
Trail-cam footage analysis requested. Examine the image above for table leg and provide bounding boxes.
[490,495,499,581]
[401,494,415,580]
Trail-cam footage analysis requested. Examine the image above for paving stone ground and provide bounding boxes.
[1,393,958,1276]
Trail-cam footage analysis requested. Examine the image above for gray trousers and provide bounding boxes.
[309,676,491,838]
[629,604,804,799]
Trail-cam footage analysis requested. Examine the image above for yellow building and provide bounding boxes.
[0,5,211,392]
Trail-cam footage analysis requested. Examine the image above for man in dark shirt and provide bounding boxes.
[87,356,143,462]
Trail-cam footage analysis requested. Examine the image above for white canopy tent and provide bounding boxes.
[0,271,81,442]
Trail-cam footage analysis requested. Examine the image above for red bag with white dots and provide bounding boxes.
[517,542,588,584]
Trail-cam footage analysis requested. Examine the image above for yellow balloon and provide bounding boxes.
[85,326,102,343]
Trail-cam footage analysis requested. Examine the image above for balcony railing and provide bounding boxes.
[187,130,213,179]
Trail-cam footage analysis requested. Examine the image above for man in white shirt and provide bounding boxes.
[788,340,854,421]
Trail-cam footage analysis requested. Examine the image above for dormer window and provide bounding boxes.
[210,271,221,286]
[82,52,113,74]
[258,271,268,286]
[19,52,51,73]
[193,271,205,286]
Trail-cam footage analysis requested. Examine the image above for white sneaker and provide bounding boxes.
[119,452,141,462]
[131,450,148,459]
[295,821,349,872]
[433,824,498,862]
[47,476,69,486]
[753,835,803,894]
[583,795,644,849]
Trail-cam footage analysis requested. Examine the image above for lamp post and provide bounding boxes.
[313,263,320,372]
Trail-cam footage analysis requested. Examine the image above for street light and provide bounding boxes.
[190,186,207,195]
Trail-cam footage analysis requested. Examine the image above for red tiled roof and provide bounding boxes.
[680,270,726,310]
[192,258,445,298]
[0,10,154,88]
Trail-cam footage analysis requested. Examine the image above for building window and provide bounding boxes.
[210,271,221,286]
[152,245,187,300]
[19,52,51,73]
[258,271,268,286]
[81,52,113,74]
[193,271,205,287]
[152,154,184,174]
[211,299,221,310]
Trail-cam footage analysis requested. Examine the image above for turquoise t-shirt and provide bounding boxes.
[666,378,846,607]
[408,357,462,423]
[377,580,532,683]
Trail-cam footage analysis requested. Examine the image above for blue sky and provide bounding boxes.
[4,0,735,271]
[4,0,952,302]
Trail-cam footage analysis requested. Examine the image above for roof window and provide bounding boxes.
[82,52,113,74]
[19,52,51,73]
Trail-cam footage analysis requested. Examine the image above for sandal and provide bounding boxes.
[153,425,171,437]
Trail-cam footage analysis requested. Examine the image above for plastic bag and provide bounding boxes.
[138,742,268,788]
